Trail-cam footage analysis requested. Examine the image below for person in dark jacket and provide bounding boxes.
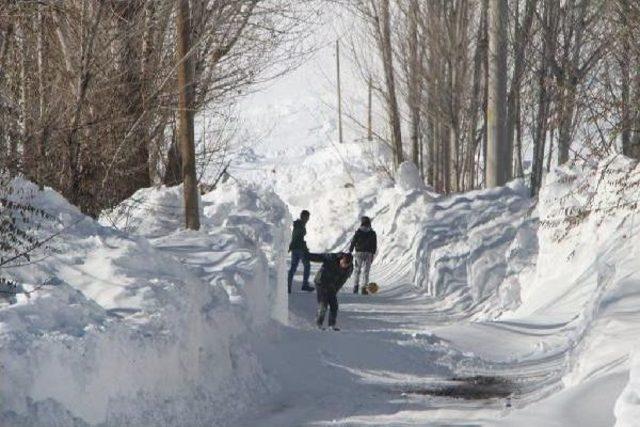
[308,252,353,330]
[349,216,377,294]
[288,210,314,293]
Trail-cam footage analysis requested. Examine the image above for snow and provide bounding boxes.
[228,136,640,426]
[615,351,640,427]
[0,178,288,426]
[4,146,640,425]
[2,4,640,424]
[395,161,427,192]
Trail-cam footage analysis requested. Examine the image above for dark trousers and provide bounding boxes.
[288,249,310,289]
[316,287,338,327]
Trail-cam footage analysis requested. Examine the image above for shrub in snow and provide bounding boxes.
[0,177,53,302]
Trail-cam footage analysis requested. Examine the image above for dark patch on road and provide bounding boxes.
[400,375,516,401]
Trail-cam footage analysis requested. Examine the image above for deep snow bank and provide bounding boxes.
[0,179,289,426]
[234,142,534,319]
[615,351,640,427]
[412,180,533,317]
[507,156,640,365]
[102,180,290,325]
[491,155,640,424]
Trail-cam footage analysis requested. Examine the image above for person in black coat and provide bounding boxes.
[308,252,353,330]
[349,216,377,294]
[287,210,314,293]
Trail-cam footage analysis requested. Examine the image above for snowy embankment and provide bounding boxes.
[235,139,640,424]
[235,141,534,319]
[615,351,640,427]
[0,179,288,426]
[490,156,640,426]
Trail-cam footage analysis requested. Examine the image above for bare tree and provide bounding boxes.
[0,0,318,216]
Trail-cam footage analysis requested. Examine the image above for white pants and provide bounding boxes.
[353,252,373,288]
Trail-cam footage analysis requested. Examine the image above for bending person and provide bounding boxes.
[308,252,353,330]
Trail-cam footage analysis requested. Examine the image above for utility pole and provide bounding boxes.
[176,0,200,230]
[336,39,343,143]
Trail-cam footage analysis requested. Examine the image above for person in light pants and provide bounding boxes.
[349,216,377,294]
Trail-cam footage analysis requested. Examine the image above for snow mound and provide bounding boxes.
[395,161,426,192]
[1,179,289,426]
[412,180,533,317]
[615,351,640,427]
[493,155,640,421]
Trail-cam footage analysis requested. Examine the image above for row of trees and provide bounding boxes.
[0,0,313,224]
[344,0,640,196]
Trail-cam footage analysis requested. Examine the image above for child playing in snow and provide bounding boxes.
[349,216,377,294]
[307,252,353,330]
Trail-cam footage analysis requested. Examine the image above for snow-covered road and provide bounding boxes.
[240,259,625,427]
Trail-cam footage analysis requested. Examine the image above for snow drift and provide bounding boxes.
[615,351,640,427]
[0,179,289,426]
[234,142,534,319]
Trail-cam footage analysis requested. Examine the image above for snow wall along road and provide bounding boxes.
[0,179,289,426]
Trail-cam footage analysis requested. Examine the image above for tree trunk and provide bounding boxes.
[631,59,640,156]
[367,76,373,141]
[116,0,151,198]
[486,0,508,187]
[18,18,33,176]
[619,0,637,158]
[465,13,485,190]
[556,0,590,165]
[176,0,200,230]
[507,0,535,177]
[557,81,577,164]
[407,0,421,167]
[66,2,104,207]
[379,0,403,167]
[336,39,343,143]
[531,0,556,197]
[36,6,47,188]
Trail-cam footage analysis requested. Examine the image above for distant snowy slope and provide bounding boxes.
[232,4,369,159]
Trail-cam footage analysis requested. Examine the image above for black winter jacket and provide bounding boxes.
[349,227,377,254]
[308,253,353,293]
[289,219,308,252]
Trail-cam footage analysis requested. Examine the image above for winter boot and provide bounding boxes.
[353,285,359,294]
